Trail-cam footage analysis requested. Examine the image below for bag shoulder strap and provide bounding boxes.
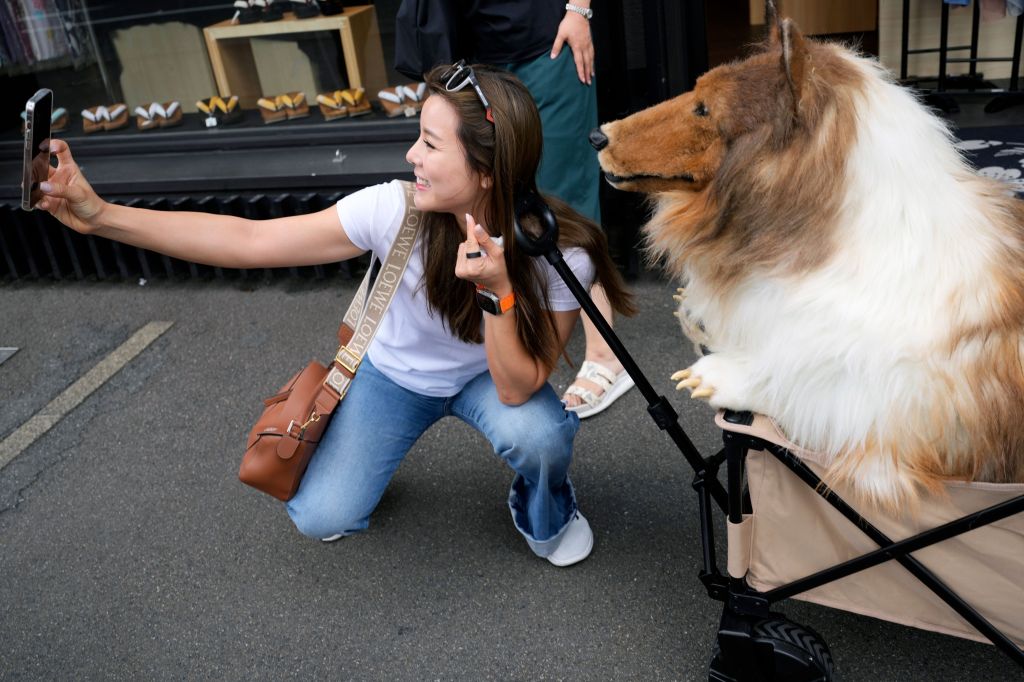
[322,181,421,402]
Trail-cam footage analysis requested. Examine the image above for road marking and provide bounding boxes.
[0,321,174,472]
[0,348,18,367]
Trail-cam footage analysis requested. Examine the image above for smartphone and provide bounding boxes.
[21,88,54,211]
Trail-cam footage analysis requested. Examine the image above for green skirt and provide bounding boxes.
[506,48,601,223]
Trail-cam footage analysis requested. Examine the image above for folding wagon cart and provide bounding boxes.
[514,193,1024,681]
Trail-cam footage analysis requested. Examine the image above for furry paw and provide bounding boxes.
[672,287,711,355]
[671,354,754,411]
[671,367,715,400]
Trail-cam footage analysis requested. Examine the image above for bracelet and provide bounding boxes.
[565,3,592,20]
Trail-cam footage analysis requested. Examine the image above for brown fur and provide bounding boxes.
[595,11,1024,508]
[600,23,865,293]
[943,195,1024,488]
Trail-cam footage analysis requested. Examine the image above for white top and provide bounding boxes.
[336,180,596,397]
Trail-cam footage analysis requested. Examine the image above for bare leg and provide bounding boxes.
[580,283,623,373]
[563,283,632,417]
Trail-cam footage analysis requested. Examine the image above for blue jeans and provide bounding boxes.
[286,357,581,556]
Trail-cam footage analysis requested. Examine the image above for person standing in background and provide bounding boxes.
[462,1,636,418]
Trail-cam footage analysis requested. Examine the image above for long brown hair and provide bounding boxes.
[420,64,634,370]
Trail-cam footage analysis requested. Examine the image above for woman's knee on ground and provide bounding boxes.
[490,402,578,471]
[286,495,370,540]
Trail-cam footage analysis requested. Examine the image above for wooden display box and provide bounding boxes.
[203,5,387,109]
[749,0,878,35]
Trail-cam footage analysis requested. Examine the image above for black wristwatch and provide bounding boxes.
[475,286,516,315]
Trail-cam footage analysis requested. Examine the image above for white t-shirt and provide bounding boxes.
[336,180,596,397]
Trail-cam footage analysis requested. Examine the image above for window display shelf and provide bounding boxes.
[0,112,418,199]
[0,110,417,283]
[202,6,388,109]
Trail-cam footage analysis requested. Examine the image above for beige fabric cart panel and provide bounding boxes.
[716,412,1024,647]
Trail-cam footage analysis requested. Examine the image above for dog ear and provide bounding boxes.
[765,0,780,35]
[779,18,809,113]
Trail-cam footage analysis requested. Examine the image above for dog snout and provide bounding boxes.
[589,127,608,151]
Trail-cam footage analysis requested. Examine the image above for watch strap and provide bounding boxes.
[477,285,516,314]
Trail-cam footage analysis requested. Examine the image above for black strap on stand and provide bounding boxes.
[514,190,728,511]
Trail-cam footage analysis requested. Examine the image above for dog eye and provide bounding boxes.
[694,102,709,117]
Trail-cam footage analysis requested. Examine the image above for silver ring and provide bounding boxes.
[465,250,483,259]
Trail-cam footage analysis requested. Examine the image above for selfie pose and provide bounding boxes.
[36,64,633,566]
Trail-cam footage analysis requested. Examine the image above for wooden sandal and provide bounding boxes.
[254,0,283,21]
[159,101,183,128]
[340,87,370,117]
[232,0,261,24]
[51,108,68,132]
[214,95,242,124]
[104,103,129,131]
[282,91,309,119]
[291,0,320,18]
[135,102,181,131]
[316,91,348,121]
[319,0,345,16]
[196,97,217,126]
[377,86,416,118]
[197,95,242,126]
[134,103,163,131]
[81,106,105,134]
[81,104,127,134]
[257,95,288,124]
[400,83,426,112]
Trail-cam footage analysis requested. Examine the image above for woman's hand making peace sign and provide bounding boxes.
[454,213,512,296]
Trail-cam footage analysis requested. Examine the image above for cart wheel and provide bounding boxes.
[709,617,834,682]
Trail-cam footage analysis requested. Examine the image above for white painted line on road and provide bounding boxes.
[0,347,18,366]
[0,321,174,472]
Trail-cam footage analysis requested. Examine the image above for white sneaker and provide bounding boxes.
[321,534,344,543]
[547,512,594,567]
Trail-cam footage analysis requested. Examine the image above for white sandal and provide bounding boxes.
[563,360,635,419]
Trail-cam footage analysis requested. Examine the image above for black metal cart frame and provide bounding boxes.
[514,196,1024,679]
[708,416,1024,667]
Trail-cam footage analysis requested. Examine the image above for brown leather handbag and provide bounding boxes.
[239,182,420,500]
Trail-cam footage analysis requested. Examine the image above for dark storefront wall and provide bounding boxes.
[0,0,709,281]
[592,1,709,274]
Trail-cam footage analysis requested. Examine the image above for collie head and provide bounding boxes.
[596,7,871,289]
[595,2,1024,291]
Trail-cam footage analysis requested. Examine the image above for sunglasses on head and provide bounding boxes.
[440,60,494,123]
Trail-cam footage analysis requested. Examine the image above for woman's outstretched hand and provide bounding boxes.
[455,214,511,295]
[36,139,107,234]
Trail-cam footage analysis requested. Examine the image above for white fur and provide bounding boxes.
[678,51,1012,501]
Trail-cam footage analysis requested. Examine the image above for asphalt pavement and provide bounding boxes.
[0,272,1019,680]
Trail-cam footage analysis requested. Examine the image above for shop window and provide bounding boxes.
[3,0,405,136]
